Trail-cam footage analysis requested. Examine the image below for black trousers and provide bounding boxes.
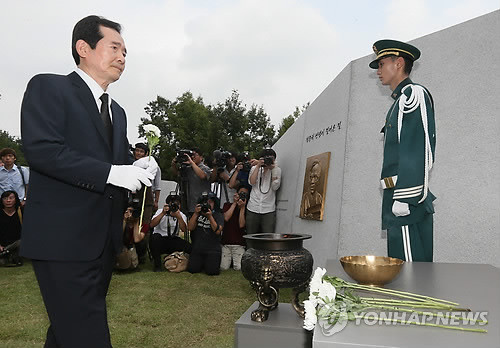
[187,249,221,275]
[149,233,192,268]
[32,240,115,348]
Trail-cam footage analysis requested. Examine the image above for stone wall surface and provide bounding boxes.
[274,10,500,267]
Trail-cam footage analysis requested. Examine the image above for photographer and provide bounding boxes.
[187,192,224,275]
[246,148,281,234]
[229,152,259,190]
[171,147,212,215]
[115,206,149,271]
[210,150,238,209]
[149,193,191,272]
[0,190,23,266]
[220,185,249,271]
[132,142,157,263]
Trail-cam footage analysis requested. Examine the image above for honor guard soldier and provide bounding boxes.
[370,39,436,262]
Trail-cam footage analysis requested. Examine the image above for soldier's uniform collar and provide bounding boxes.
[391,77,413,100]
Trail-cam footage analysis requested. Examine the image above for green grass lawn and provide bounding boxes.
[0,260,294,348]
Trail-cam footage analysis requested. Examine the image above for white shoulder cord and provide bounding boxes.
[397,84,433,203]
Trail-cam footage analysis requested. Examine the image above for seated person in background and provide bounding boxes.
[220,185,249,271]
[115,206,149,271]
[0,190,23,266]
[132,143,156,264]
[187,192,224,275]
[149,193,191,272]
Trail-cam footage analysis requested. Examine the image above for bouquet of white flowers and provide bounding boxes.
[304,267,487,334]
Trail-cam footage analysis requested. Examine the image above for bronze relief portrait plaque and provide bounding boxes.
[299,152,331,221]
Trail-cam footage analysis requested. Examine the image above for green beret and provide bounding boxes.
[369,39,421,69]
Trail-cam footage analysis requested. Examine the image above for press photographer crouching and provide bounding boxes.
[220,185,249,271]
[171,147,211,216]
[210,150,237,209]
[187,192,224,275]
[115,203,149,271]
[149,193,191,272]
[132,143,157,264]
[0,190,23,266]
[246,148,281,234]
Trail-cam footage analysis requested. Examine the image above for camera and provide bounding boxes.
[238,191,248,201]
[198,192,212,213]
[260,147,276,168]
[176,149,194,164]
[127,196,142,219]
[213,149,231,173]
[263,155,274,167]
[169,202,179,213]
[240,152,252,172]
[166,192,180,213]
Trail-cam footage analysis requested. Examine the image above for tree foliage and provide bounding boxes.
[0,130,27,166]
[276,103,310,140]
[140,90,278,180]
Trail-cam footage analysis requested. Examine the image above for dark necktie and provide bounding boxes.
[99,93,113,147]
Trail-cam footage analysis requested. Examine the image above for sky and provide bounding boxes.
[0,0,498,145]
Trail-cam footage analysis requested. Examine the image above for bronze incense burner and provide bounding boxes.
[241,233,313,322]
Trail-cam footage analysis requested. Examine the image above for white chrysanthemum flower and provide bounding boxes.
[309,267,327,296]
[303,299,318,330]
[143,124,161,137]
[318,281,336,304]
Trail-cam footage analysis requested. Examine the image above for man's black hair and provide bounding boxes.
[260,148,277,159]
[0,148,16,158]
[402,56,414,75]
[389,55,413,75]
[72,15,122,65]
[134,142,149,155]
[166,194,181,204]
[236,183,250,192]
[191,147,203,157]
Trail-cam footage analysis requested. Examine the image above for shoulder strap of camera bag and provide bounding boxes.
[166,216,179,237]
[16,165,27,196]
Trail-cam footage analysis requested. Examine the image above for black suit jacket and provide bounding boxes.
[20,72,130,261]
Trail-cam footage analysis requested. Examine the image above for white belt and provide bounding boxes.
[380,175,398,189]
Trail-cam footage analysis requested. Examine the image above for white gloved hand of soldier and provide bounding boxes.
[392,200,410,217]
[106,165,153,192]
[133,156,159,177]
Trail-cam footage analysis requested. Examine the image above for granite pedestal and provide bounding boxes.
[313,260,500,348]
[235,301,312,348]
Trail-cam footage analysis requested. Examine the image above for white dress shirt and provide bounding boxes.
[75,68,113,122]
[151,209,187,237]
[247,165,281,214]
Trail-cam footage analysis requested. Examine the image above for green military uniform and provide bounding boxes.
[370,40,436,262]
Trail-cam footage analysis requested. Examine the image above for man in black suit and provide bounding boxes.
[20,15,154,348]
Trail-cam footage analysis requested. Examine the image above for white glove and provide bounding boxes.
[107,165,153,192]
[133,156,159,177]
[392,200,410,217]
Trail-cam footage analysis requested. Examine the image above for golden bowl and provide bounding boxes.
[340,255,404,286]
